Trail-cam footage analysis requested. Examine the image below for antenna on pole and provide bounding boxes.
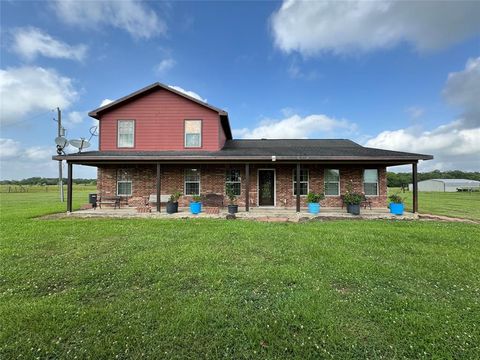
[55,107,65,202]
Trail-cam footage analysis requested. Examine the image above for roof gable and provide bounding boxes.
[88,82,232,139]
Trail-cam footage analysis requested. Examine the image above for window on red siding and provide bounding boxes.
[185,120,202,148]
[118,120,134,148]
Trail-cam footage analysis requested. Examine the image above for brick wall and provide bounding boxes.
[97,164,388,208]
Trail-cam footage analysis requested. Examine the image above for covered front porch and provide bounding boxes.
[62,160,421,215]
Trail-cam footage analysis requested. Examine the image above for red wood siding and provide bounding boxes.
[219,120,227,148]
[99,88,223,151]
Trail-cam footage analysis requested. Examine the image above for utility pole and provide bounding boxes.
[57,107,64,202]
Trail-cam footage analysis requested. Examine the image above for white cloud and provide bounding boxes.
[0,66,78,126]
[233,113,357,139]
[443,56,480,129]
[168,85,207,103]
[63,111,85,127]
[0,138,22,160]
[366,57,480,171]
[100,99,113,107]
[365,124,480,171]
[271,0,480,55]
[154,58,176,75]
[0,137,96,180]
[11,27,87,61]
[51,0,165,39]
[405,106,425,119]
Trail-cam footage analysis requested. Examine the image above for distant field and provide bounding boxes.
[0,184,96,194]
[1,189,479,358]
[388,188,480,221]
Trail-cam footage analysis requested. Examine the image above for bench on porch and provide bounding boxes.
[148,194,171,205]
[202,193,225,214]
[97,196,125,209]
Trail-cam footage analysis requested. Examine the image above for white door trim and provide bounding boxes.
[257,168,276,207]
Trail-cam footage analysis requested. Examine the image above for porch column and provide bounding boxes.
[296,163,301,212]
[245,163,250,212]
[412,162,418,213]
[67,162,73,213]
[156,163,161,212]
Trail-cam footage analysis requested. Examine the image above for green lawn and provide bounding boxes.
[389,188,480,221]
[1,191,479,359]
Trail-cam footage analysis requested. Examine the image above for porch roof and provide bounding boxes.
[53,139,433,165]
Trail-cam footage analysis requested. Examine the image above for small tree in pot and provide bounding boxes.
[190,195,202,214]
[166,191,181,214]
[388,193,404,215]
[226,183,238,214]
[307,192,325,214]
[343,190,363,215]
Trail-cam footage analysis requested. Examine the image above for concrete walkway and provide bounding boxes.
[56,207,418,222]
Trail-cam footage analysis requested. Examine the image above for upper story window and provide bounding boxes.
[117,120,135,148]
[324,169,340,196]
[364,169,379,196]
[225,169,241,196]
[185,120,202,148]
[293,169,309,195]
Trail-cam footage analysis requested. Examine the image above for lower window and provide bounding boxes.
[324,169,340,196]
[184,168,200,195]
[225,169,241,196]
[363,169,378,195]
[117,181,132,196]
[117,169,132,196]
[293,169,309,195]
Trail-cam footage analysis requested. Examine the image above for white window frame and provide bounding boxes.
[292,168,309,196]
[225,169,241,196]
[324,169,340,196]
[116,181,132,196]
[363,169,379,196]
[117,120,135,148]
[184,120,202,148]
[184,168,201,196]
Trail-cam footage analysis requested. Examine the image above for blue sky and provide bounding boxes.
[1,0,479,179]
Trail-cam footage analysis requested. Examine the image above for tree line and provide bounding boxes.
[387,170,480,188]
[0,177,96,186]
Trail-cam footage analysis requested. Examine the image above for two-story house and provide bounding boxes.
[54,82,432,213]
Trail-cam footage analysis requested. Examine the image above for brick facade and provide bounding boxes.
[97,164,387,208]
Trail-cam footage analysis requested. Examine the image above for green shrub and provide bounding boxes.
[306,192,325,203]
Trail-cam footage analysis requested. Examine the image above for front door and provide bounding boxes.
[258,169,275,206]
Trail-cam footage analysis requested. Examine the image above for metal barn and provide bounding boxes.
[408,179,480,192]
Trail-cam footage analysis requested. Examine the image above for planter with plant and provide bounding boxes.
[226,184,238,214]
[306,192,325,214]
[343,191,363,215]
[166,191,181,214]
[189,195,202,214]
[388,193,404,215]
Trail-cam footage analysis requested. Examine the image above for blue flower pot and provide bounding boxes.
[190,202,202,214]
[390,203,404,215]
[308,202,320,214]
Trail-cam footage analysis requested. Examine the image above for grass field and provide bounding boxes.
[388,188,480,221]
[1,190,479,359]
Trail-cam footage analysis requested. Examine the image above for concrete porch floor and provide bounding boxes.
[68,206,417,221]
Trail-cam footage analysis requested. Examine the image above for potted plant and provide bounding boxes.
[189,195,202,214]
[343,191,363,215]
[226,184,238,214]
[388,193,404,215]
[166,191,181,214]
[306,192,324,214]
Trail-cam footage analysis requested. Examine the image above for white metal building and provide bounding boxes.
[408,179,480,192]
